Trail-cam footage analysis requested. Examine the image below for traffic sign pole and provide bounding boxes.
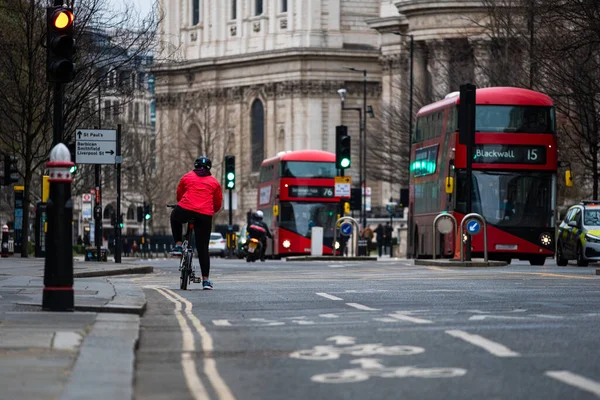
[115,124,122,263]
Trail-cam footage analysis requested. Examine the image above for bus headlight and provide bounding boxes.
[540,233,552,246]
[283,240,291,249]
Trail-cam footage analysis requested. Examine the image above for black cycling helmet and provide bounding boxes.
[194,156,212,170]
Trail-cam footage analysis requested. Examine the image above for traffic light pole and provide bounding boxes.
[228,188,233,258]
[52,83,64,146]
[115,124,122,263]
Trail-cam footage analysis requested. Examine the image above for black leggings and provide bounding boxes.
[170,206,212,278]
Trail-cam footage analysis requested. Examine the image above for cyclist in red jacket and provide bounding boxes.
[170,156,223,290]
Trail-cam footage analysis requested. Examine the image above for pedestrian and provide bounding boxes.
[361,225,374,254]
[385,222,393,255]
[375,224,384,257]
[131,239,139,256]
[123,238,130,257]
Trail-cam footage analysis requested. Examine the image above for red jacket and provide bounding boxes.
[176,170,223,216]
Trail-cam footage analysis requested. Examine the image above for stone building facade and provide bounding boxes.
[153,0,495,231]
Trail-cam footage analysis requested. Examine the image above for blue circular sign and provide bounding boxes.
[340,222,353,236]
[466,219,481,235]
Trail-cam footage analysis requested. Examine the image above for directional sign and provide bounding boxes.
[335,176,351,197]
[75,129,117,164]
[466,219,481,235]
[340,222,353,236]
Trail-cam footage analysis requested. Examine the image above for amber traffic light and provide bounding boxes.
[46,7,76,83]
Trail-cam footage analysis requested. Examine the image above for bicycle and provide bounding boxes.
[167,204,201,290]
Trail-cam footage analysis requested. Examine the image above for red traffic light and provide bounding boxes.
[52,9,74,30]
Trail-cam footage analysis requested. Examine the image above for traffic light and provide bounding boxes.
[144,203,152,220]
[46,6,76,83]
[350,188,361,211]
[137,206,143,222]
[119,213,124,229]
[3,155,18,186]
[67,142,77,174]
[335,125,351,169]
[225,155,235,189]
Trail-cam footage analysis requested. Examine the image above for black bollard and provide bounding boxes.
[42,144,74,311]
[1,224,8,258]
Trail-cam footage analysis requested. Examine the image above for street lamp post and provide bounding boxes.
[342,67,370,229]
[393,31,415,255]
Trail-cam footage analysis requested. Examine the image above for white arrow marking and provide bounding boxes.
[350,358,385,369]
[389,313,433,324]
[212,320,232,326]
[327,336,356,345]
[469,315,528,321]
[319,314,340,319]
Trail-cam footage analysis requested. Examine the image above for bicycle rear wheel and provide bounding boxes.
[180,253,190,290]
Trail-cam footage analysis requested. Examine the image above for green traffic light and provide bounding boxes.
[145,214,151,220]
[227,181,234,189]
[69,165,78,174]
[340,158,350,168]
[227,172,235,181]
[119,223,124,229]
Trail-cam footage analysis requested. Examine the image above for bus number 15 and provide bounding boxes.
[527,149,538,161]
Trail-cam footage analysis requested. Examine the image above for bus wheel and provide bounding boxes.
[529,256,546,266]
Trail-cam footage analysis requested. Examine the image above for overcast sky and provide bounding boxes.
[107,0,155,18]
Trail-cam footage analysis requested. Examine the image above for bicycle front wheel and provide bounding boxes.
[180,253,190,290]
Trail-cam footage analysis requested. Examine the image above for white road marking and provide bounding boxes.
[350,358,385,369]
[545,371,600,397]
[316,292,344,301]
[52,331,83,350]
[389,313,433,324]
[213,320,232,326]
[250,318,285,326]
[374,317,400,323]
[293,320,315,325]
[346,303,380,311]
[466,310,491,314]
[532,314,564,319]
[319,314,340,319]
[158,288,236,400]
[328,264,348,268]
[154,288,210,400]
[469,315,528,321]
[445,330,520,357]
[327,336,356,345]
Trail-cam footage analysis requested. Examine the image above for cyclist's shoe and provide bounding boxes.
[202,280,213,290]
[169,245,184,255]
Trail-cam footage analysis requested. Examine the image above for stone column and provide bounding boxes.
[426,39,451,100]
[470,38,491,88]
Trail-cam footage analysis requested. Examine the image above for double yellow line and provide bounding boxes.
[151,287,236,400]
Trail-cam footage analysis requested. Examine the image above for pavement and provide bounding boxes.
[0,256,151,400]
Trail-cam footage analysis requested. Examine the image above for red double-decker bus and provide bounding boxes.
[256,150,342,257]
[408,87,557,265]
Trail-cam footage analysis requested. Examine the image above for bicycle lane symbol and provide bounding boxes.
[289,336,467,384]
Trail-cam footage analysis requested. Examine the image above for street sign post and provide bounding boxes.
[75,129,117,164]
[334,176,351,198]
[340,222,353,236]
[466,219,481,235]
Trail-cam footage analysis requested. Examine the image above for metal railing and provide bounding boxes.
[432,213,457,260]
[334,217,361,257]
[459,213,488,262]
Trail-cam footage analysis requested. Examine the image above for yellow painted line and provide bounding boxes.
[154,288,210,400]
[505,272,595,280]
[162,288,236,400]
[426,266,450,272]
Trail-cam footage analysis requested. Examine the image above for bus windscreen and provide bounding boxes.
[455,171,553,228]
[475,105,555,133]
[281,161,336,178]
[279,202,338,238]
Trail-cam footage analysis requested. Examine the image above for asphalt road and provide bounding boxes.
[129,257,600,400]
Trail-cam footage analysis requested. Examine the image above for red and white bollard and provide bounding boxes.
[1,225,9,257]
[42,143,74,311]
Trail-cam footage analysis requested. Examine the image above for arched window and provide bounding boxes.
[255,0,263,16]
[281,0,287,12]
[103,204,115,220]
[278,128,285,152]
[127,206,135,221]
[192,0,200,25]
[251,99,265,171]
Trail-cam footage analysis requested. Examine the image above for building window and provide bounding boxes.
[255,0,263,16]
[281,0,287,12]
[192,0,200,25]
[134,103,140,123]
[251,99,265,171]
[231,0,236,19]
[127,206,135,220]
[104,100,111,120]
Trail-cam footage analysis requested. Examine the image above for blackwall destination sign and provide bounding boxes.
[473,144,546,165]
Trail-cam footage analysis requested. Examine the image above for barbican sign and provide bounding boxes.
[473,144,546,165]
